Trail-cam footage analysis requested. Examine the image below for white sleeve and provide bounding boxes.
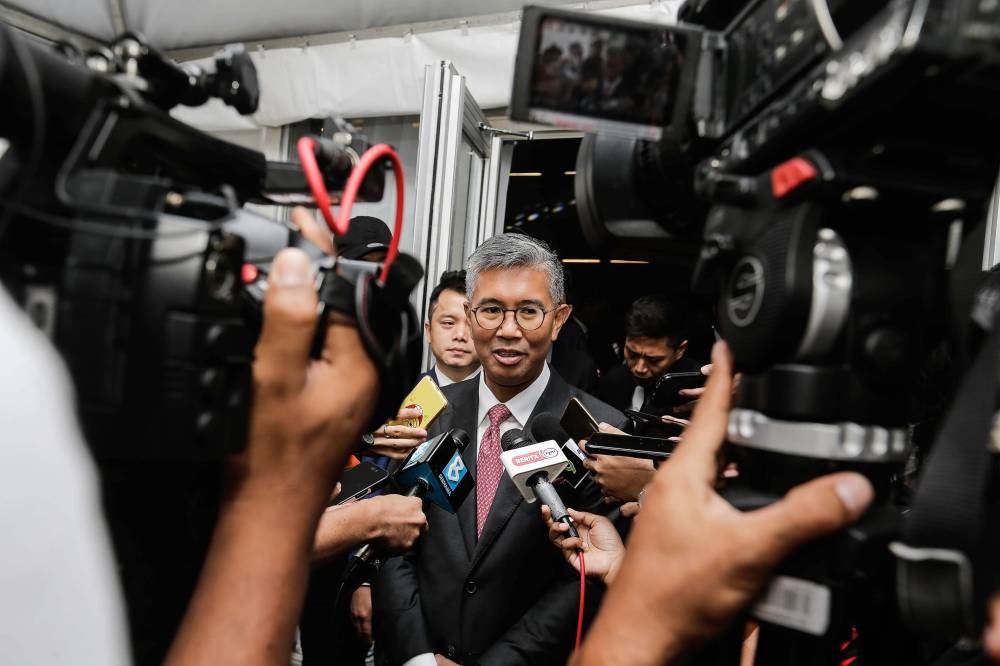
[0,293,131,665]
[402,653,439,666]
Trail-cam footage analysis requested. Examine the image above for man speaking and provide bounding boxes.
[373,234,626,665]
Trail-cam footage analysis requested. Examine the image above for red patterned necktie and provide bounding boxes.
[476,403,512,536]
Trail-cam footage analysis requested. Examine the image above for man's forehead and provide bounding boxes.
[626,336,672,351]
[471,266,550,302]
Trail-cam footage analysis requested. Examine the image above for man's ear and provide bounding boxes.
[676,339,689,359]
[424,319,431,343]
[551,304,572,341]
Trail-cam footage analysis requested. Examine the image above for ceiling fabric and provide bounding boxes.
[2,1,682,130]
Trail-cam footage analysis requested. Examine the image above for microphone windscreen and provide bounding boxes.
[528,412,570,444]
[500,428,530,452]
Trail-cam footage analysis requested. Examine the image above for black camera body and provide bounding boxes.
[512,0,1000,661]
[0,26,408,461]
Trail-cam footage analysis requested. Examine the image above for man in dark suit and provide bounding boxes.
[597,294,702,415]
[373,233,626,666]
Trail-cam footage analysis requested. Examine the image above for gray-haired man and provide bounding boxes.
[373,233,626,666]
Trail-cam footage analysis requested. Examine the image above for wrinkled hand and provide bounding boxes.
[350,586,373,645]
[581,423,655,503]
[366,494,428,552]
[571,342,874,666]
[542,506,625,585]
[369,406,428,459]
[230,248,378,503]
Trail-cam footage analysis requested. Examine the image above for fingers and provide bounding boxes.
[747,471,874,564]
[254,249,317,395]
[661,414,690,427]
[668,341,734,483]
[620,501,640,518]
[379,425,427,440]
[597,422,626,435]
[290,206,335,255]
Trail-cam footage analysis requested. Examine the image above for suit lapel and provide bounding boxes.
[443,380,479,560]
[469,370,574,570]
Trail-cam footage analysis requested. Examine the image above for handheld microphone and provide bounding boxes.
[346,428,473,582]
[530,412,590,489]
[500,426,579,538]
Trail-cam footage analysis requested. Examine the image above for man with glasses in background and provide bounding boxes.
[374,233,626,666]
[596,294,701,414]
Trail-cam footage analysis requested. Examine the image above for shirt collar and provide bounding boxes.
[477,363,551,431]
[434,364,481,388]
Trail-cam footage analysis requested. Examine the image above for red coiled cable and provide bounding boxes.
[296,136,404,285]
[576,551,587,650]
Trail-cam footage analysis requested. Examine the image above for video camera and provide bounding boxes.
[512,0,1000,663]
[0,24,423,462]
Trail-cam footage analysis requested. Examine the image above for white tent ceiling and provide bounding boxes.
[2,0,587,49]
[1,0,683,129]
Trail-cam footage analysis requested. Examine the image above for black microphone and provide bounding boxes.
[500,426,579,538]
[345,428,473,585]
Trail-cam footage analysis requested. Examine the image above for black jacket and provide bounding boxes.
[373,370,626,665]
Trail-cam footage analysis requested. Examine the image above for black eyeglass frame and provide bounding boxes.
[469,305,561,331]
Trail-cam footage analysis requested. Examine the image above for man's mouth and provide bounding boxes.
[492,349,526,366]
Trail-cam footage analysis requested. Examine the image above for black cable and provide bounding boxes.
[0,23,46,243]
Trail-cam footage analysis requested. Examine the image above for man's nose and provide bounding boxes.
[454,319,470,341]
[497,311,522,338]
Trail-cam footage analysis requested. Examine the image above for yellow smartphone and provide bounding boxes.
[387,375,448,429]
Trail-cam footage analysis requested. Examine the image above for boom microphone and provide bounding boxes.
[500,427,578,538]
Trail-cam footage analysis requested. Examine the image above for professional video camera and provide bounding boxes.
[0,24,423,461]
[511,0,1000,663]
[0,23,425,663]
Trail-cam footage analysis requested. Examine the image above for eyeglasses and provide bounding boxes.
[623,346,670,365]
[471,304,557,331]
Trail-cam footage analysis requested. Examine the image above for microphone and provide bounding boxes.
[500,426,579,538]
[346,428,473,583]
[529,412,590,489]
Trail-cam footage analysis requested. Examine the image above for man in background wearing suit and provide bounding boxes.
[596,294,701,414]
[423,270,481,388]
[374,233,627,666]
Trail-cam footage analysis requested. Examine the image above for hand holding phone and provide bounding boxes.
[647,371,706,410]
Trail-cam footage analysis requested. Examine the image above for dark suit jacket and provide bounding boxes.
[373,370,626,665]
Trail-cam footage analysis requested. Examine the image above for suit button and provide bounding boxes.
[465,580,478,595]
[446,645,457,658]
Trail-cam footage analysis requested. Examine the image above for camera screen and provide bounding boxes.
[527,16,688,141]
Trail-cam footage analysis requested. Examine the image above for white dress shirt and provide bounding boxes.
[475,363,550,453]
[630,384,645,412]
[402,364,551,666]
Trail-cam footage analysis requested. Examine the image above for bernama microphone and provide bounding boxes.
[501,425,578,538]
[345,428,473,585]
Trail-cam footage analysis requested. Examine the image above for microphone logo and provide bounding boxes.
[512,447,561,466]
[444,452,468,490]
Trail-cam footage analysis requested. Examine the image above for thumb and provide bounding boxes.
[748,472,874,563]
[255,248,317,393]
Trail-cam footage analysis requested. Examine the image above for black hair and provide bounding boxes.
[624,295,688,346]
[429,270,467,313]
